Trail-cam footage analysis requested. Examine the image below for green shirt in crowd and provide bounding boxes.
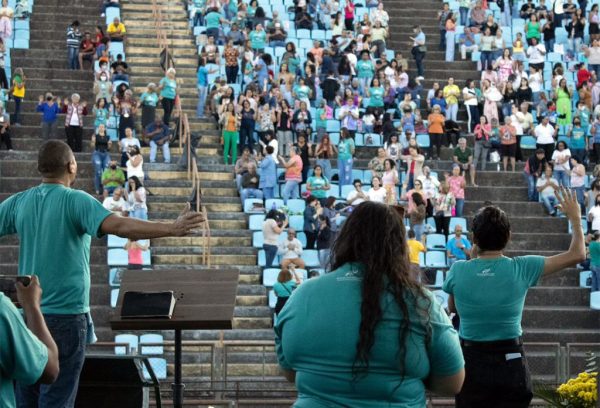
[0,184,112,314]
[443,255,545,341]
[368,86,384,107]
[338,138,355,161]
[356,60,374,78]
[249,29,267,50]
[306,176,329,199]
[275,263,464,407]
[204,11,222,29]
[589,241,600,267]
[453,147,473,164]
[0,293,48,408]
[101,168,126,189]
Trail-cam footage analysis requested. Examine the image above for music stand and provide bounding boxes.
[110,269,239,408]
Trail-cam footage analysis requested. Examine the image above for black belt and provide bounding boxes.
[460,337,522,350]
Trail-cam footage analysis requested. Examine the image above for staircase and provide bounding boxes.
[118,0,276,376]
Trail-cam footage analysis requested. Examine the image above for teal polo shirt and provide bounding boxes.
[275,263,464,407]
[443,255,545,341]
[0,184,112,314]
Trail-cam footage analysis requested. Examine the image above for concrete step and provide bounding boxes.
[522,306,600,329]
[525,287,590,307]
[153,253,256,266]
[0,176,95,192]
[151,235,251,247]
[148,201,242,213]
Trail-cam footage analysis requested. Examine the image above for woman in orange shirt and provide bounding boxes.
[500,116,517,172]
[428,104,446,159]
[219,102,240,165]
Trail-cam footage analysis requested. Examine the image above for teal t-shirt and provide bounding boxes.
[356,60,374,78]
[205,11,222,29]
[294,85,310,100]
[274,280,296,297]
[316,108,327,129]
[275,263,464,408]
[0,184,112,314]
[369,86,384,107]
[570,126,586,149]
[307,176,329,198]
[338,138,355,161]
[590,241,600,267]
[93,107,109,127]
[249,30,267,50]
[443,255,545,341]
[287,56,300,75]
[159,77,177,100]
[0,293,48,408]
[140,91,159,107]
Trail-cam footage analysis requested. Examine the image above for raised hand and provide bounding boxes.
[171,203,205,236]
[555,186,581,223]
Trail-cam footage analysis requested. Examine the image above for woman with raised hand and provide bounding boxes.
[275,202,465,406]
[444,188,585,407]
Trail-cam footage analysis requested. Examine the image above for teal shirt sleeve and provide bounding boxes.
[514,255,545,288]
[426,292,464,377]
[274,285,301,371]
[0,193,17,236]
[68,190,113,238]
[0,294,48,386]
[442,264,456,295]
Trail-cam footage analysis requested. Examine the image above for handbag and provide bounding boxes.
[418,45,427,53]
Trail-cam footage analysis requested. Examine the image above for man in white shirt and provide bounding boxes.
[536,165,559,216]
[588,197,600,232]
[278,228,305,269]
[338,98,359,137]
[102,187,127,216]
[534,115,557,160]
[417,166,440,200]
[514,102,534,135]
[526,38,546,70]
[346,179,368,206]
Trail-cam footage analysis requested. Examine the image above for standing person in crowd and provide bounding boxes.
[428,105,446,160]
[316,214,332,270]
[453,137,474,186]
[93,98,109,130]
[0,275,60,408]
[11,67,25,126]
[463,79,480,133]
[472,115,491,185]
[0,104,10,151]
[447,164,466,217]
[119,127,140,168]
[275,202,465,406]
[273,267,302,315]
[220,102,240,165]
[570,156,586,214]
[445,13,457,62]
[114,90,137,140]
[434,181,455,236]
[1,141,203,408]
[444,190,584,407]
[556,79,572,133]
[304,196,321,249]
[315,135,336,182]
[525,148,548,202]
[259,145,277,200]
[500,116,517,172]
[37,93,60,140]
[337,128,355,188]
[276,100,294,155]
[402,145,425,191]
[446,224,471,267]
[138,83,159,130]
[263,209,288,268]
[551,140,572,188]
[126,176,148,220]
[279,147,303,204]
[443,77,460,122]
[410,25,426,77]
[537,164,560,216]
[90,123,111,196]
[409,191,426,241]
[66,20,82,70]
[158,68,178,125]
[589,232,600,291]
[61,93,88,153]
[535,115,557,161]
[0,37,8,89]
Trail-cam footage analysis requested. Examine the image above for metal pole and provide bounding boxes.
[172,329,185,408]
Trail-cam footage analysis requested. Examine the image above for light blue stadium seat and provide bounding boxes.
[520,136,536,150]
[580,271,592,288]
[326,120,341,132]
[590,291,600,310]
[352,169,363,181]
[425,251,447,268]
[143,358,167,380]
[258,250,279,267]
[107,234,128,248]
[328,132,340,145]
[433,289,449,309]
[363,170,372,184]
[140,333,164,355]
[287,199,306,213]
[354,133,364,146]
[426,234,447,250]
[110,289,119,308]
[363,133,381,146]
[263,268,281,286]
[14,30,29,40]
[568,219,588,235]
[312,29,325,40]
[244,198,264,213]
[299,38,312,49]
[427,270,445,288]
[268,290,277,308]
[302,250,320,268]
[449,217,468,232]
[416,134,430,149]
[107,248,151,266]
[418,252,425,268]
[109,42,125,59]
[105,7,121,25]
[14,20,29,30]
[296,231,307,247]
[13,39,28,49]
[265,198,284,210]
[297,29,310,39]
[289,215,304,230]
[249,214,264,230]
[109,268,124,287]
[115,334,138,355]
[341,184,354,198]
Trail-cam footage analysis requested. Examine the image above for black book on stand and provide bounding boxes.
[121,291,177,319]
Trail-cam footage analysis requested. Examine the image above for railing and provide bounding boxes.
[150,0,173,71]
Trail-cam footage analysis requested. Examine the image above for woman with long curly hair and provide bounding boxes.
[275,202,465,406]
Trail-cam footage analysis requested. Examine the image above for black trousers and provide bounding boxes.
[305,231,317,250]
[434,214,450,236]
[161,97,175,125]
[457,343,532,408]
[66,125,83,152]
[225,65,239,84]
[536,142,555,162]
[0,67,8,89]
[0,129,11,150]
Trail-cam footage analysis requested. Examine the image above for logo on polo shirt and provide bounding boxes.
[477,268,495,277]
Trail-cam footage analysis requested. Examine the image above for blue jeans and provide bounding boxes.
[263,244,278,268]
[92,150,111,193]
[455,198,464,217]
[262,187,275,200]
[150,140,171,163]
[338,157,353,187]
[196,85,207,118]
[318,249,330,271]
[480,51,494,71]
[412,222,424,241]
[240,188,264,203]
[591,265,600,292]
[282,180,299,204]
[541,194,557,215]
[67,47,79,70]
[17,314,87,408]
[130,208,148,220]
[526,174,539,202]
[574,186,586,214]
[553,170,570,187]
[316,158,332,181]
[459,7,469,25]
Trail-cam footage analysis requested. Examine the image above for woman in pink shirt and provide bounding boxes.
[447,164,466,217]
[344,0,355,30]
[125,239,149,269]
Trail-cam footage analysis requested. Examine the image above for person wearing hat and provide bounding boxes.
[525,148,548,202]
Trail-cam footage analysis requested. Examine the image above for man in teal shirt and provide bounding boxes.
[0,141,204,407]
[249,24,267,52]
[0,276,59,408]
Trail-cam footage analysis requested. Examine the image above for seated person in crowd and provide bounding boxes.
[240,162,264,202]
[144,117,171,163]
[101,160,126,198]
[78,32,95,71]
[536,165,560,216]
[346,179,369,207]
[107,17,126,42]
[446,224,472,266]
[102,187,128,216]
[227,22,246,45]
[278,228,305,269]
[111,54,129,82]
